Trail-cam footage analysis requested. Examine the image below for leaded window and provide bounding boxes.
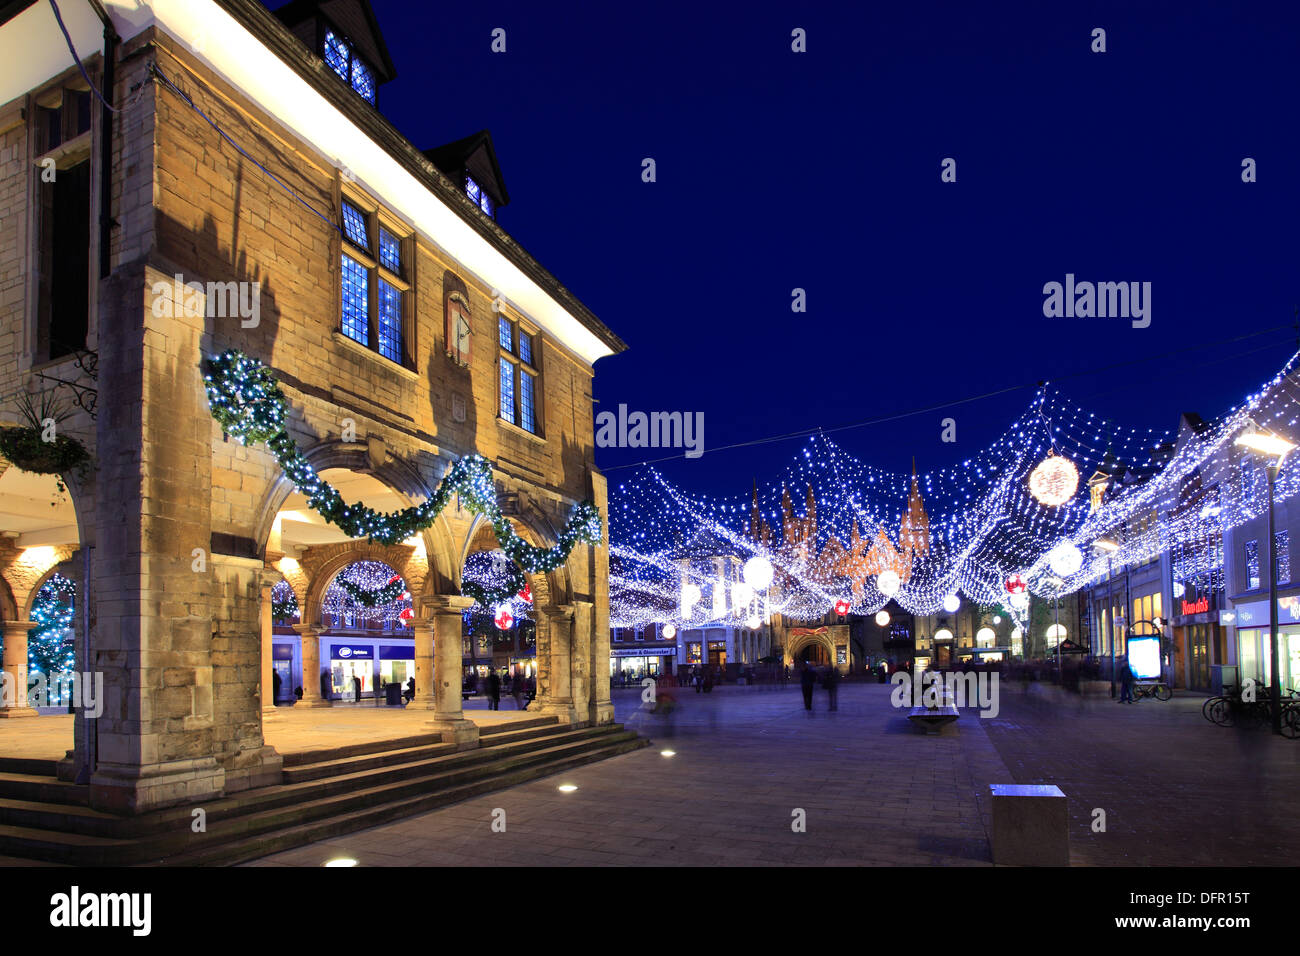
[323,28,377,104]
[338,197,410,366]
[497,315,539,434]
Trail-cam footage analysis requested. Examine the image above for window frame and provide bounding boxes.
[337,188,414,369]
[496,312,542,436]
[318,18,378,105]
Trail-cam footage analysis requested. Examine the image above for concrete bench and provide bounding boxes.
[990,783,1068,866]
[907,705,960,734]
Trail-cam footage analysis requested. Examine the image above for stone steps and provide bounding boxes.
[0,771,88,806]
[0,722,645,865]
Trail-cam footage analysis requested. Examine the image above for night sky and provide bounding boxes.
[361,0,1300,499]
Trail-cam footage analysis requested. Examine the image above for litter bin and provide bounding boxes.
[385,682,402,706]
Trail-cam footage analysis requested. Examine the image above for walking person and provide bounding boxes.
[1118,655,1135,704]
[487,669,502,711]
[824,663,839,712]
[512,673,525,709]
[352,673,362,704]
[524,674,535,710]
[403,676,415,705]
[800,662,816,714]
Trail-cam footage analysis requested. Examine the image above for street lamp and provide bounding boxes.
[1235,423,1297,734]
[1094,537,1120,696]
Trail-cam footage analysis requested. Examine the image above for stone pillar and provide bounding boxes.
[580,600,613,725]
[0,620,38,716]
[293,624,331,707]
[260,576,279,721]
[427,595,477,747]
[411,616,435,708]
[534,604,577,723]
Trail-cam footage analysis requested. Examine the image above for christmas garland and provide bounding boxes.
[338,575,406,608]
[460,562,527,608]
[203,350,603,605]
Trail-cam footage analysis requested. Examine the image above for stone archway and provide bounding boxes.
[785,626,836,669]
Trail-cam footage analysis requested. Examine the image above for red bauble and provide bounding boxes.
[834,599,850,615]
[1005,574,1027,595]
[518,584,533,605]
[494,606,514,630]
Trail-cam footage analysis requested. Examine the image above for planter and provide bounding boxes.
[0,427,89,489]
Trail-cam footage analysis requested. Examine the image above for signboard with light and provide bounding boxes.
[1127,636,1162,681]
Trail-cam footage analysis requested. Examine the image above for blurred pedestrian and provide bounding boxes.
[487,669,501,710]
[800,662,816,713]
[825,663,839,711]
[1118,656,1135,704]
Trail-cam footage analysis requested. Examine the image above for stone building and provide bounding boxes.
[0,0,624,814]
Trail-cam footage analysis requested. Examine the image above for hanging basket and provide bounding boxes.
[0,427,90,478]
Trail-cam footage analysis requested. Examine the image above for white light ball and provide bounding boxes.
[877,570,901,598]
[993,615,1002,624]
[1028,453,1080,506]
[934,628,954,642]
[976,627,996,645]
[681,583,701,606]
[745,614,761,629]
[942,593,960,613]
[1048,541,1083,578]
[742,556,774,590]
[875,610,891,627]
[663,624,677,640]
[1009,592,1029,610]
[731,581,753,607]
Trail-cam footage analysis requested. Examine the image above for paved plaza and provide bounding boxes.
[243,681,1300,867]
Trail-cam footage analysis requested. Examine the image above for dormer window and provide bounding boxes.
[465,175,494,218]
[323,28,376,104]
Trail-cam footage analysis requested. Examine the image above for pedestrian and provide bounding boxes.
[800,662,816,713]
[524,674,535,709]
[487,669,502,710]
[825,663,839,711]
[703,670,713,693]
[512,674,525,709]
[272,668,282,704]
[694,669,703,693]
[1118,655,1135,704]
[403,676,415,704]
[352,673,362,704]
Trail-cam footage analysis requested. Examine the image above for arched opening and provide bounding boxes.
[798,643,830,666]
[0,464,85,771]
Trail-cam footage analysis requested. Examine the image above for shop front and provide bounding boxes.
[610,645,674,683]
[1169,594,1223,691]
[329,643,376,701]
[1229,596,1300,691]
[272,642,298,703]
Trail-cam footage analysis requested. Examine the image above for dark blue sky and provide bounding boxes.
[366,0,1299,497]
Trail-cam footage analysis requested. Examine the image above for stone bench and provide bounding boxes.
[990,783,1068,866]
[907,705,960,734]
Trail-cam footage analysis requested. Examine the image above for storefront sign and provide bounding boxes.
[1180,596,1210,616]
[378,644,415,660]
[331,644,374,659]
[1231,597,1300,629]
[611,647,673,657]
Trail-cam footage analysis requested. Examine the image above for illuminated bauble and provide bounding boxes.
[1009,592,1029,610]
[1005,574,1027,595]
[518,583,533,604]
[877,570,901,598]
[1048,542,1083,578]
[742,556,774,590]
[681,583,702,606]
[992,615,1002,624]
[732,581,753,607]
[942,593,960,613]
[1046,623,1067,644]
[1028,452,1080,506]
[834,598,850,615]
[493,605,514,629]
[875,610,891,627]
[976,626,996,645]
[662,623,677,640]
[934,628,954,642]
[745,614,761,629]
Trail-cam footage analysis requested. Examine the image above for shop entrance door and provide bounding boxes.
[273,660,293,703]
[1188,624,1210,691]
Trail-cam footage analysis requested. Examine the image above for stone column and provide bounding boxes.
[427,595,477,747]
[579,600,613,725]
[411,615,435,708]
[534,605,577,723]
[0,620,38,716]
[260,576,279,721]
[293,624,331,707]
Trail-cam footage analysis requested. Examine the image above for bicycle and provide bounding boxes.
[1132,681,1172,701]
